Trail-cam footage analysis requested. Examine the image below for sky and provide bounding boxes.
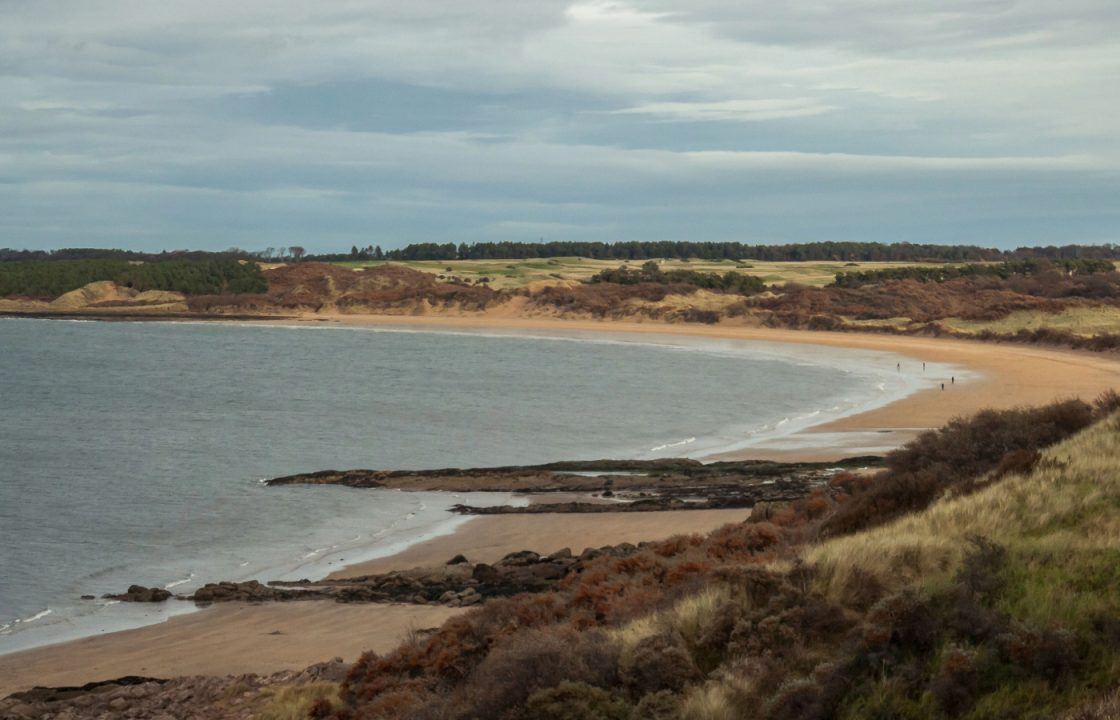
[2,0,1118,253]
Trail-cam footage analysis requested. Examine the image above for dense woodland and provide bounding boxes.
[0,258,267,298]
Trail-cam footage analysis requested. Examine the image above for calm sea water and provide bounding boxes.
[0,318,943,652]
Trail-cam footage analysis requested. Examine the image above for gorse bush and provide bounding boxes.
[589,261,767,295]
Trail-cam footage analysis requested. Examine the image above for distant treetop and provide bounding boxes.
[373,241,1120,263]
[3,241,1118,265]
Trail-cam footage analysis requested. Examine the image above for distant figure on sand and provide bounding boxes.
[923,362,926,371]
[941,383,945,391]
[897,363,901,372]
[952,376,955,384]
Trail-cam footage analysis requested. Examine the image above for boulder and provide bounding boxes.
[103,585,172,603]
[497,550,540,566]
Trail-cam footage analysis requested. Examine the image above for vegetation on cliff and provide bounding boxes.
[317,394,1120,719]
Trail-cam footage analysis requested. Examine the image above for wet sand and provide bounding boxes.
[0,602,459,698]
[0,509,750,696]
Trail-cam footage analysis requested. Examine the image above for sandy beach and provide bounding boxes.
[0,509,750,696]
[4,315,1119,697]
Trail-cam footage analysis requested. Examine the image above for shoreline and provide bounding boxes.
[0,490,523,660]
[8,310,1120,460]
[4,313,1120,695]
[262,312,1120,461]
[0,508,751,697]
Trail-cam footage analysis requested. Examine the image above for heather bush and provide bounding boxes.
[762,677,825,720]
[620,631,701,695]
[633,690,683,719]
[453,627,621,719]
[929,646,980,715]
[521,682,631,720]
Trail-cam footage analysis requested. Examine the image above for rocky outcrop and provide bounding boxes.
[103,585,172,603]
[266,457,880,498]
[190,580,329,603]
[100,544,640,611]
[263,545,638,607]
[0,658,352,719]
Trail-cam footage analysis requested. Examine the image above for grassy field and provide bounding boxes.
[327,257,1120,338]
[942,307,1120,337]
[330,257,936,290]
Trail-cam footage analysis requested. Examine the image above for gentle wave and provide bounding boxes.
[164,574,195,590]
[650,437,696,452]
[0,608,53,634]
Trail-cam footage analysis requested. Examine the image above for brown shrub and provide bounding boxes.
[454,627,620,719]
[620,632,701,695]
[762,678,825,720]
[863,591,940,655]
[998,627,1081,683]
[632,690,682,719]
[929,647,980,715]
[522,682,631,720]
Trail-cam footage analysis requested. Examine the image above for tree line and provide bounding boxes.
[353,241,1120,263]
[832,258,1117,288]
[0,259,268,298]
[6,241,1120,266]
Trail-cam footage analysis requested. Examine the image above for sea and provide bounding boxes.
[0,317,961,653]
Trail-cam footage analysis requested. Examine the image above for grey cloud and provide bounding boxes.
[0,0,1116,251]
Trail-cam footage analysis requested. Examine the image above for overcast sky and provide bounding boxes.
[2,0,1118,252]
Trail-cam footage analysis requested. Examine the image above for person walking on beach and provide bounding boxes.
[897,362,901,372]
[951,376,955,385]
[941,383,945,391]
[923,362,926,371]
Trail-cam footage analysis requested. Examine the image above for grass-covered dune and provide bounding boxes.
[309,396,1120,720]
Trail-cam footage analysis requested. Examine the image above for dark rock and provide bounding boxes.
[103,585,172,603]
[547,547,572,560]
[446,554,469,565]
[190,580,327,603]
[497,550,540,566]
[472,563,500,583]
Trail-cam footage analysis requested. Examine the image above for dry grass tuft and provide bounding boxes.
[809,412,1120,613]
